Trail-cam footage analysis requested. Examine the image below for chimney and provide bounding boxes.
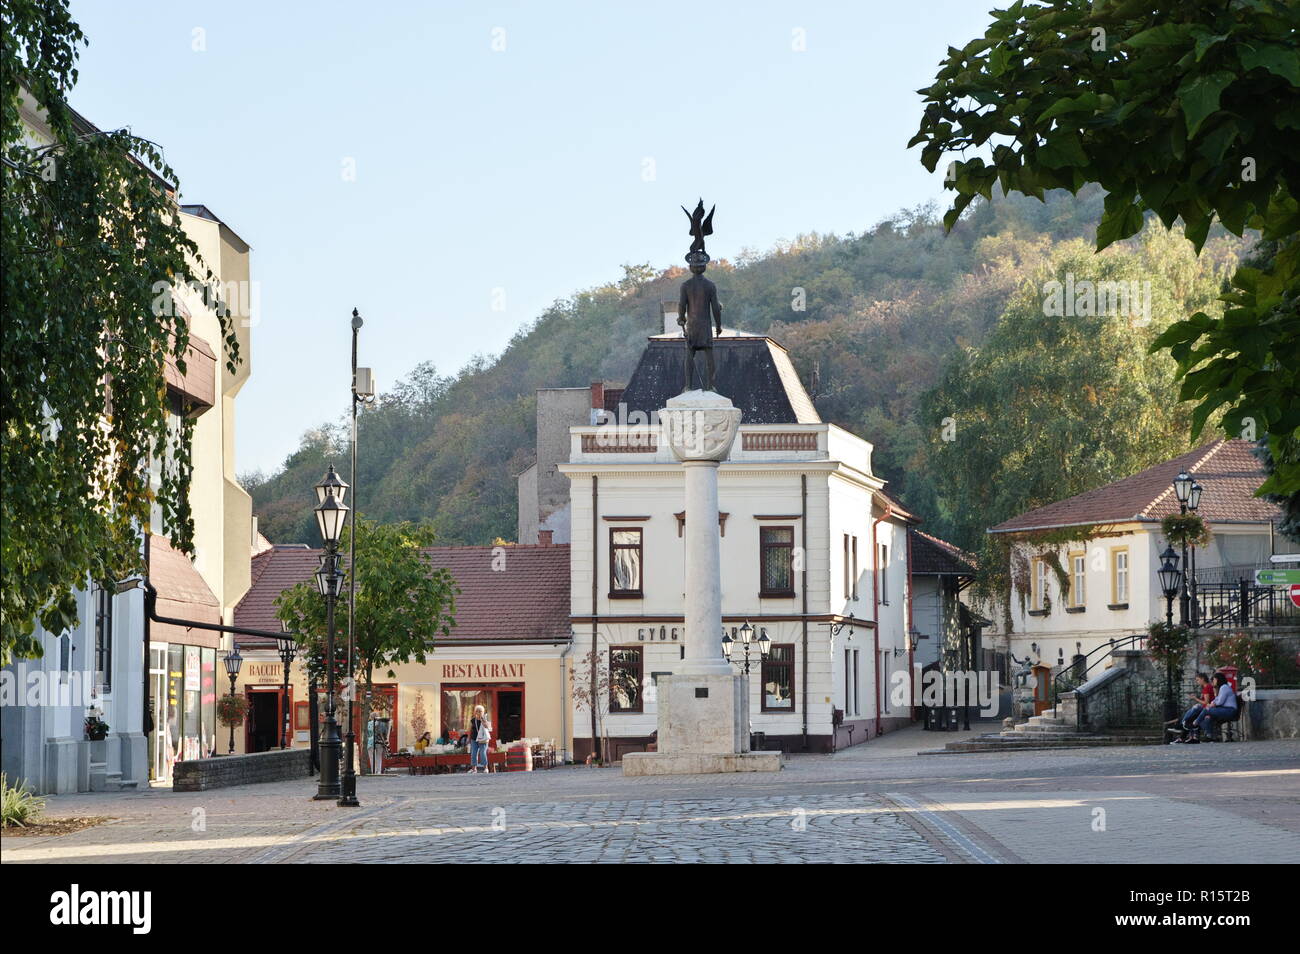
[538,529,553,546]
[660,300,680,335]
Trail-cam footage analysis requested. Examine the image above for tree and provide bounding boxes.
[569,646,612,764]
[274,519,457,773]
[910,0,1300,498]
[1,0,239,663]
[922,228,1230,552]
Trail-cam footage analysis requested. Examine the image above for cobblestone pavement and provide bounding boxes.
[4,733,1297,864]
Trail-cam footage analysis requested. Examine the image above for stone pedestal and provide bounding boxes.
[622,390,781,776]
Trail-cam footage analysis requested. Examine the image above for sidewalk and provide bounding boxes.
[827,721,997,760]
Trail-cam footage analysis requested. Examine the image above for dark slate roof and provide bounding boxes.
[619,333,820,424]
[989,439,1279,534]
[909,529,976,577]
[233,543,572,651]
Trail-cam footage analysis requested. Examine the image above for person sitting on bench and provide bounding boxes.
[1168,673,1214,744]
[1189,673,1237,743]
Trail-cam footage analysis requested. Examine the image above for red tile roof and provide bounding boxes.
[989,439,1279,534]
[233,543,572,651]
[910,528,977,576]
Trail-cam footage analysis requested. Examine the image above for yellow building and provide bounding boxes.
[145,205,257,782]
[229,543,573,760]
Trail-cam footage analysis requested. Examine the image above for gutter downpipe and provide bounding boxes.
[907,527,916,723]
[591,475,599,761]
[801,474,809,751]
[142,535,152,763]
[871,497,895,740]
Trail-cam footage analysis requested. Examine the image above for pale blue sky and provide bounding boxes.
[66,0,994,474]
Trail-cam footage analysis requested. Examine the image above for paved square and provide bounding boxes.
[4,731,1297,864]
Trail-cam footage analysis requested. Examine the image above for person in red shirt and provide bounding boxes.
[1168,673,1214,744]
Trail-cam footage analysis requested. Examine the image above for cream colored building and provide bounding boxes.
[230,544,572,759]
[985,439,1293,670]
[552,331,917,758]
[1,96,257,791]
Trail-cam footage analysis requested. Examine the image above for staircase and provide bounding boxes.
[931,704,1161,754]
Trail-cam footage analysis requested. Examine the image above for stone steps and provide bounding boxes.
[929,732,1162,754]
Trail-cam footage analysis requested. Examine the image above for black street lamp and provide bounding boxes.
[1172,470,1193,624]
[1158,546,1181,627]
[340,309,374,810]
[1157,544,1184,721]
[276,627,298,750]
[223,647,243,755]
[313,468,349,801]
[1188,480,1203,626]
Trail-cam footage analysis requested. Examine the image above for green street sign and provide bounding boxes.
[1254,568,1300,585]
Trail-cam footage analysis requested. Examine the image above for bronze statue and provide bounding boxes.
[678,200,722,392]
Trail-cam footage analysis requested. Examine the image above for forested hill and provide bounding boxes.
[243,186,1245,554]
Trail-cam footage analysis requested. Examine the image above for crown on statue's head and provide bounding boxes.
[685,250,710,266]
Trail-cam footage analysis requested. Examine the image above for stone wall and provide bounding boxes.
[1243,689,1300,740]
[172,749,312,792]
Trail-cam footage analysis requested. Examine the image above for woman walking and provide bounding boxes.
[468,705,492,774]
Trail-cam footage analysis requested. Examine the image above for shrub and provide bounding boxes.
[1,774,44,829]
[1147,622,1193,667]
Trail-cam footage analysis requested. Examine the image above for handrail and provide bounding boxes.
[1051,633,1147,713]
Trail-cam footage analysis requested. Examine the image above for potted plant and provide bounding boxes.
[84,715,110,741]
[217,693,250,728]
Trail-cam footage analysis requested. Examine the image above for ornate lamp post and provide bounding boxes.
[1158,546,1182,627]
[1188,480,1203,626]
[1172,470,1194,624]
[276,628,298,750]
[340,310,374,809]
[313,469,349,801]
[721,621,771,675]
[222,647,243,754]
[1157,544,1183,721]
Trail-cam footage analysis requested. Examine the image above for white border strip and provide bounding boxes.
[887,792,1002,864]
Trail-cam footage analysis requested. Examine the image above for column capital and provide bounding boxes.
[660,391,742,462]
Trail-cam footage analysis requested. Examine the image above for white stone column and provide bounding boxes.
[622,389,780,774]
[659,391,741,675]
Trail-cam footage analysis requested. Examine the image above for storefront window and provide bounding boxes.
[200,648,216,758]
[166,645,183,773]
[183,646,201,762]
[762,644,795,711]
[440,688,491,741]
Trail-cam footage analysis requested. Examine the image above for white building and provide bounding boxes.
[539,330,917,757]
[1,94,255,793]
[984,438,1293,669]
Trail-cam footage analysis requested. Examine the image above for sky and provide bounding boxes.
[65,0,996,475]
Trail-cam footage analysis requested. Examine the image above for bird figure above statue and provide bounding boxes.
[682,199,715,259]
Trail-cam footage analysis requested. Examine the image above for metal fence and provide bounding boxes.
[1194,581,1300,629]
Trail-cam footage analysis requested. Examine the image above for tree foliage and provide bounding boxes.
[252,187,1231,548]
[274,518,457,769]
[1,0,238,663]
[909,0,1300,500]
[922,227,1233,553]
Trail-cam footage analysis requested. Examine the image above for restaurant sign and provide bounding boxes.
[441,663,526,680]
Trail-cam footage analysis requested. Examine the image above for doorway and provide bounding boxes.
[245,688,283,753]
[497,690,523,743]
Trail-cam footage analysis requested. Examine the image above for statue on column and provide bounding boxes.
[678,199,723,392]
